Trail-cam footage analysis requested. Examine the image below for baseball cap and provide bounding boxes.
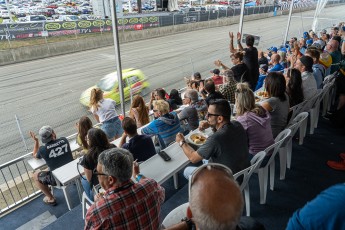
[39,126,54,143]
[303,31,309,39]
[279,47,287,53]
[310,42,322,50]
[268,46,278,52]
[259,64,268,72]
[320,29,327,34]
[306,39,313,45]
[299,56,314,69]
[211,69,220,75]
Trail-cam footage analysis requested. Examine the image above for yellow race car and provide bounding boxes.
[80,68,150,106]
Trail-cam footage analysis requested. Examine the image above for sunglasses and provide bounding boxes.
[153,109,158,112]
[93,168,108,177]
[188,163,233,198]
[206,112,221,118]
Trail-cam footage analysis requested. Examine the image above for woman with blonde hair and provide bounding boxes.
[89,88,123,140]
[235,83,274,157]
[129,95,150,128]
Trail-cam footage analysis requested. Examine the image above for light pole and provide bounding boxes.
[110,0,126,116]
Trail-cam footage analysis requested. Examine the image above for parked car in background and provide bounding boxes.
[58,14,78,21]
[0,9,10,18]
[26,14,46,21]
[66,7,78,14]
[78,14,93,20]
[55,7,66,14]
[47,4,58,9]
[80,68,150,106]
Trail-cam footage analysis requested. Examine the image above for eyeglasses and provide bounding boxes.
[93,168,108,177]
[206,112,221,118]
[188,163,233,198]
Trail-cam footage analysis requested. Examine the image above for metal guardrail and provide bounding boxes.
[0,153,40,215]
[0,132,78,215]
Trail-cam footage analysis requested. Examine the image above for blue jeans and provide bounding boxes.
[102,116,123,140]
[183,159,209,180]
[81,179,94,201]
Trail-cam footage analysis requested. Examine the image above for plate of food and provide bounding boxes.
[188,133,208,146]
[256,91,269,99]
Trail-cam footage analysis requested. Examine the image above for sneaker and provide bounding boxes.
[340,153,345,160]
[327,160,345,171]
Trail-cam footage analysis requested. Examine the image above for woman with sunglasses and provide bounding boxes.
[89,88,123,141]
[235,83,274,157]
[80,128,116,201]
[215,52,250,87]
[261,72,290,138]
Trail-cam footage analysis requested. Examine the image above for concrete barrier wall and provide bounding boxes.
[0,4,338,66]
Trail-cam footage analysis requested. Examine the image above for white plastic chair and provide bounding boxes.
[233,151,266,216]
[162,203,189,228]
[287,100,308,126]
[279,112,309,180]
[82,191,94,219]
[308,90,325,134]
[254,129,291,204]
[322,74,336,116]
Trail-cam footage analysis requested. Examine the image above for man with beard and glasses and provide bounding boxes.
[175,99,250,179]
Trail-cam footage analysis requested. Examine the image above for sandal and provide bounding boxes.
[43,196,57,206]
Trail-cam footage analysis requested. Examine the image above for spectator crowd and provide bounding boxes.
[28,22,345,229]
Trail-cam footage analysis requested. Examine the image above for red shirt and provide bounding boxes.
[212,75,224,85]
[85,178,165,230]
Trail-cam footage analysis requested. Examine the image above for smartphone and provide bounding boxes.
[158,151,171,161]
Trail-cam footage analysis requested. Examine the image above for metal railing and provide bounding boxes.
[0,153,40,215]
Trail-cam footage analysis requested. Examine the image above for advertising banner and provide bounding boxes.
[0,16,159,40]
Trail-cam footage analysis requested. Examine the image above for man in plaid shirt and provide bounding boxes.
[84,148,165,230]
[219,69,237,104]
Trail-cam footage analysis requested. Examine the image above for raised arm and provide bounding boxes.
[29,131,39,158]
[229,32,238,53]
[214,60,230,70]
[237,32,244,51]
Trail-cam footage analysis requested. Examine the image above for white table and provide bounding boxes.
[52,158,84,210]
[140,128,213,189]
[27,139,81,171]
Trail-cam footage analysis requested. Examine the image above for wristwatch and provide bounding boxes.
[179,140,186,147]
[181,217,195,230]
[135,174,143,182]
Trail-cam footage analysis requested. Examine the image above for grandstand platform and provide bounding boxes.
[1,116,344,229]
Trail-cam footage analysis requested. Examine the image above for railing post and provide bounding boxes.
[190,57,195,76]
[15,115,29,154]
